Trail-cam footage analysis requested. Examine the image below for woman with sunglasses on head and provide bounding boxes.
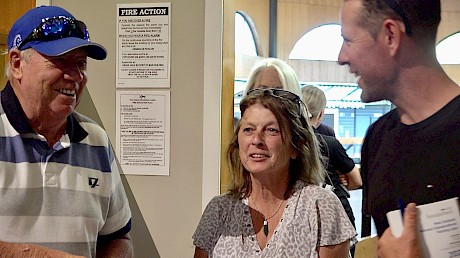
[193,87,356,257]
[245,58,361,227]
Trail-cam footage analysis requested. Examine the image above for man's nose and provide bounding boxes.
[64,63,84,82]
[337,45,348,66]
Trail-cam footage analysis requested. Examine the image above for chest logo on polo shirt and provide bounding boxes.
[88,177,100,188]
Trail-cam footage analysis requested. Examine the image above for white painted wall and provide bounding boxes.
[51,0,222,257]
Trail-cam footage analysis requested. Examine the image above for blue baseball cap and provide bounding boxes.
[7,5,107,60]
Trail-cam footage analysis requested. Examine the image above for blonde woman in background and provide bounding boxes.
[233,57,304,130]
[302,85,362,256]
[243,58,302,97]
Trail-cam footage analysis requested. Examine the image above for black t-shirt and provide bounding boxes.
[361,95,460,236]
[316,123,336,137]
[316,133,355,197]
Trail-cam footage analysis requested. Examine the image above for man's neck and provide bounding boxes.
[395,71,460,125]
[30,119,67,146]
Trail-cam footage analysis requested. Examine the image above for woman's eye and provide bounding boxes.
[241,127,253,133]
[266,128,280,135]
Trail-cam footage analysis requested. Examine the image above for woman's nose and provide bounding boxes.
[251,131,264,146]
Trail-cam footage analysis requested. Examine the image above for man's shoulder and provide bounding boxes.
[71,112,106,134]
[367,108,398,132]
[72,111,103,126]
[70,112,110,146]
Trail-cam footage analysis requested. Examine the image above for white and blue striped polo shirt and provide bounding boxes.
[0,83,132,257]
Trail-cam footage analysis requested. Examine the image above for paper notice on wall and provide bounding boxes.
[116,91,170,175]
[116,3,171,88]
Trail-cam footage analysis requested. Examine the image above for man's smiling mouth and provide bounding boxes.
[57,89,76,97]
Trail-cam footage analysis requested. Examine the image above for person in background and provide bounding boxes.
[243,58,302,97]
[0,6,133,257]
[338,0,460,257]
[235,57,302,132]
[302,85,362,211]
[316,122,336,137]
[302,85,362,256]
[193,88,356,257]
[243,58,334,137]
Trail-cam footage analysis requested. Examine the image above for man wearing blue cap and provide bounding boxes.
[0,6,133,258]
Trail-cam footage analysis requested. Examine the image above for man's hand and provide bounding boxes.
[0,242,85,258]
[377,203,422,258]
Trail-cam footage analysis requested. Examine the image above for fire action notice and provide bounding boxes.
[116,3,171,88]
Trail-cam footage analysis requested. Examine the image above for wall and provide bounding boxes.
[52,1,211,257]
[0,0,36,88]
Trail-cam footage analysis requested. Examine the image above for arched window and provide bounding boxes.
[289,23,342,61]
[436,32,460,64]
[235,11,261,56]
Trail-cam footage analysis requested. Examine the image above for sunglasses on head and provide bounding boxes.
[17,16,91,50]
[378,0,412,36]
[246,88,304,116]
[247,88,300,101]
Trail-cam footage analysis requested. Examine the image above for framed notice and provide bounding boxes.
[116,3,171,88]
[116,91,170,175]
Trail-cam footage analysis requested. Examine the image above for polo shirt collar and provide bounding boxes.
[1,82,88,142]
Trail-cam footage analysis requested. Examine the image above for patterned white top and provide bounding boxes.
[193,181,356,258]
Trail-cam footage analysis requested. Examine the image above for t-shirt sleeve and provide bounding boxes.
[315,189,357,246]
[328,138,355,174]
[192,195,227,252]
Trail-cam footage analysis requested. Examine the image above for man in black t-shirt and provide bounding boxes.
[338,0,460,257]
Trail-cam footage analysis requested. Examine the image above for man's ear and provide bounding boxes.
[9,49,23,80]
[382,19,404,57]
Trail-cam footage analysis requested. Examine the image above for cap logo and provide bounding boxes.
[13,34,22,49]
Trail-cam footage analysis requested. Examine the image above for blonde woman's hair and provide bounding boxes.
[243,58,302,97]
[301,86,326,119]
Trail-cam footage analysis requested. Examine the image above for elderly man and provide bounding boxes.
[0,6,133,258]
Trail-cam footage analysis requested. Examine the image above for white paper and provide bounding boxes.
[387,197,460,258]
[116,91,170,175]
[116,3,171,88]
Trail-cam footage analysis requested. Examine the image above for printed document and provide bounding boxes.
[387,197,460,258]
